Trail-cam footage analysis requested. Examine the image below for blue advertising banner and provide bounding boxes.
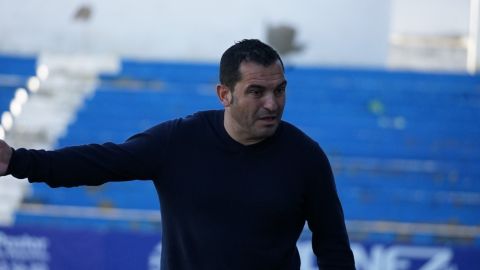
[0,226,160,270]
[1,226,479,270]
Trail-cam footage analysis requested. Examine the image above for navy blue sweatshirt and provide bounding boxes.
[7,110,355,269]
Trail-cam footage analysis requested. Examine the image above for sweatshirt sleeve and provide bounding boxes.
[304,144,355,269]
[6,120,175,187]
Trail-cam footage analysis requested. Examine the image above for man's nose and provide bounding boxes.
[263,93,278,112]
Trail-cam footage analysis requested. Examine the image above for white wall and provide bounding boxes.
[0,0,391,67]
[390,0,471,35]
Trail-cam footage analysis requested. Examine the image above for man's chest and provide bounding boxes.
[158,147,307,228]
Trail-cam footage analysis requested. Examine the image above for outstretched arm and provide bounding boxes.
[3,120,175,187]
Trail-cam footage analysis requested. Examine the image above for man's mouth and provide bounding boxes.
[259,116,277,123]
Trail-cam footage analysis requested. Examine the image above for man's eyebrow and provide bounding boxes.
[276,80,288,88]
[247,84,267,90]
[247,80,288,90]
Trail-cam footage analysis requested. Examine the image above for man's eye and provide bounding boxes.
[249,89,262,96]
[275,88,286,96]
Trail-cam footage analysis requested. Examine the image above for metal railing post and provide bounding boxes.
[467,0,480,74]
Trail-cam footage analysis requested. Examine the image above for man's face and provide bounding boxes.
[224,60,286,144]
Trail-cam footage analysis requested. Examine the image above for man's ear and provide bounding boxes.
[216,84,232,107]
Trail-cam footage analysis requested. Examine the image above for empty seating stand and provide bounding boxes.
[17,61,480,244]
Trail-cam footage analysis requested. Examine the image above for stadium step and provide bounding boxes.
[1,53,119,226]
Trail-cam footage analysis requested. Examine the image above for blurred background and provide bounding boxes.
[0,0,479,269]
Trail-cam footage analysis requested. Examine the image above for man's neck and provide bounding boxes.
[223,111,262,146]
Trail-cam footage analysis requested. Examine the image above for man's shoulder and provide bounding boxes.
[279,121,318,147]
[161,110,223,137]
[184,110,222,122]
[177,110,222,131]
[150,110,221,129]
[133,110,220,141]
[279,121,332,169]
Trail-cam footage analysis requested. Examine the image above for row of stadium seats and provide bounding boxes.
[0,54,36,76]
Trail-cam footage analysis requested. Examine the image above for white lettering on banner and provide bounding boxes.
[146,241,459,270]
[350,244,385,270]
[297,242,316,270]
[148,242,162,270]
[351,244,458,270]
[0,262,48,270]
[0,232,49,270]
[146,241,321,270]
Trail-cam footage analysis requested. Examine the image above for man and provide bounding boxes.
[0,39,355,269]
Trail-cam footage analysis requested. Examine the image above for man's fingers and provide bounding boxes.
[0,140,12,175]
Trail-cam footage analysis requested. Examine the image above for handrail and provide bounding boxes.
[17,203,480,238]
[18,203,162,222]
[346,220,480,238]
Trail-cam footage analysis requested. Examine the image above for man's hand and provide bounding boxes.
[0,140,12,175]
